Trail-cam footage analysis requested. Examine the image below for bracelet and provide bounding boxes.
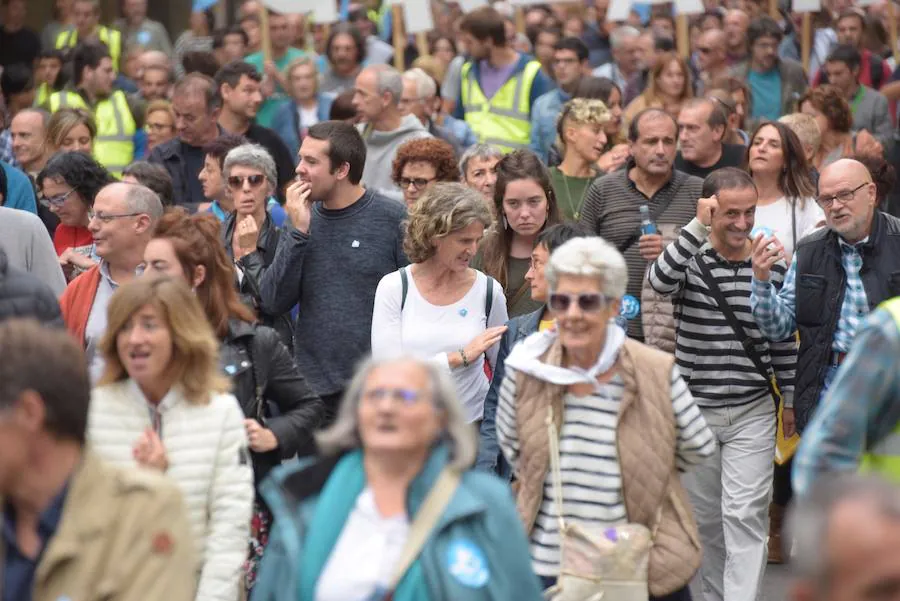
[459,349,470,368]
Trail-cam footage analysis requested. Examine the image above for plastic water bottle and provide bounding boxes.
[639,204,657,235]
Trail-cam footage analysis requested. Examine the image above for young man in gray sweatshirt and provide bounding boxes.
[259,121,409,419]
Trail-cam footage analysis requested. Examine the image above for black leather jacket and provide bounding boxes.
[220,320,324,486]
[223,211,294,350]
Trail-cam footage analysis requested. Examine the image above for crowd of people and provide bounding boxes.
[3,0,900,600]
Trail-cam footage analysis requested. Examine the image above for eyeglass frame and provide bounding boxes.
[46,188,76,207]
[398,176,437,190]
[816,182,870,209]
[88,210,144,223]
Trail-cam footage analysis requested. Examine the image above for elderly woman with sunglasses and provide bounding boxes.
[222,143,293,349]
[36,151,116,281]
[251,355,544,601]
[496,236,715,599]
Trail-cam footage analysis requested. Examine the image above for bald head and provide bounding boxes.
[817,158,877,243]
[724,10,750,52]
[140,50,170,72]
[698,29,727,71]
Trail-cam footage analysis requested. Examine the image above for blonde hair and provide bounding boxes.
[779,113,822,157]
[46,107,96,150]
[284,56,319,94]
[556,98,611,155]
[411,55,446,87]
[144,99,175,125]
[403,182,493,264]
[98,277,230,404]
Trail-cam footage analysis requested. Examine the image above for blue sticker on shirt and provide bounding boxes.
[620,295,640,320]
[447,539,489,588]
[137,30,152,45]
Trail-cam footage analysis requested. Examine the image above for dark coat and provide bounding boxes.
[220,319,324,485]
[224,211,294,350]
[0,247,63,326]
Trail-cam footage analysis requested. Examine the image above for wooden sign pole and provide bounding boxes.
[260,7,272,63]
[769,0,779,19]
[392,4,406,71]
[416,32,429,58]
[676,14,689,59]
[889,0,900,64]
[515,6,526,35]
[801,13,811,74]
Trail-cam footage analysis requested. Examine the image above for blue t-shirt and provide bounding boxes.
[748,68,782,123]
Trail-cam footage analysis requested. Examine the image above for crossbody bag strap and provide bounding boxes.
[547,406,566,534]
[386,467,461,592]
[484,275,495,318]
[243,336,266,424]
[400,267,409,311]
[693,256,779,404]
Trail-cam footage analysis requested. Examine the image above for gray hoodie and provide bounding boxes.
[358,114,432,204]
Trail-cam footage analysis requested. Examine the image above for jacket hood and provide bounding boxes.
[360,114,428,144]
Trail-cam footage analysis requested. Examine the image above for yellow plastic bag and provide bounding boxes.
[771,376,799,465]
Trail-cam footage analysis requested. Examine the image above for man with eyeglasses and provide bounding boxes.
[650,168,796,601]
[730,16,807,132]
[530,37,590,164]
[751,158,900,438]
[59,182,163,383]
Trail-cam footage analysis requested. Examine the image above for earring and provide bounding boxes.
[502,215,508,230]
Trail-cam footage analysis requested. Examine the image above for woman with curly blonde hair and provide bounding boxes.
[370,182,508,423]
[391,137,461,209]
[551,98,610,221]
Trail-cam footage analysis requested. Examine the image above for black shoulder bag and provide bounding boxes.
[693,256,783,412]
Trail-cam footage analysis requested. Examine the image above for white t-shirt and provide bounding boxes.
[298,105,320,128]
[371,269,508,422]
[753,196,824,260]
[316,488,410,601]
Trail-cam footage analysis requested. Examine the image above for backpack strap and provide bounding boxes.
[484,275,495,319]
[871,54,884,90]
[400,267,409,311]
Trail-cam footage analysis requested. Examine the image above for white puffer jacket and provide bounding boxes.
[87,379,254,601]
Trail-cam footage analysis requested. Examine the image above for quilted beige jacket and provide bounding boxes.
[513,337,702,595]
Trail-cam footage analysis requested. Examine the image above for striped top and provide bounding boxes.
[578,165,703,340]
[648,218,797,408]
[496,363,715,576]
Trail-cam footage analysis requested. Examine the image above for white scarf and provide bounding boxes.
[504,322,627,391]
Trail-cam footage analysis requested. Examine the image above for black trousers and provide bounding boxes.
[772,456,793,507]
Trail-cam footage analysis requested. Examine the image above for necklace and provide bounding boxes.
[558,167,588,221]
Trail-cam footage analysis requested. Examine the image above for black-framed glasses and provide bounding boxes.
[227,174,267,190]
[398,177,436,190]
[816,182,869,209]
[47,188,75,206]
[549,292,610,313]
[88,211,143,223]
[362,387,424,406]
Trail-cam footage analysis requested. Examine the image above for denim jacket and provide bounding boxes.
[529,89,570,165]
[476,307,544,478]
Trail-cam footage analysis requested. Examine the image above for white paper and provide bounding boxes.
[311,0,339,23]
[458,0,489,10]
[509,0,572,4]
[401,0,435,33]
[262,0,313,14]
[792,0,822,11]
[606,0,632,22]
[855,0,876,6]
[674,0,704,15]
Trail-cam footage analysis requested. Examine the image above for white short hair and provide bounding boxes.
[403,68,437,100]
[611,25,641,49]
[546,237,628,299]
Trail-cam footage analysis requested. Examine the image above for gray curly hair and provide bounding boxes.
[223,143,277,191]
[403,182,493,264]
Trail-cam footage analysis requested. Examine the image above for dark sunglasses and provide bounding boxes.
[549,293,610,313]
[398,177,436,190]
[227,174,267,190]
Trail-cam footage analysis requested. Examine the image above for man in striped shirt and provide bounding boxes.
[579,107,702,342]
[649,168,796,601]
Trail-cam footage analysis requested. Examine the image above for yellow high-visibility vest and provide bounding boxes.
[48,90,135,178]
[55,25,122,72]
[460,59,542,154]
[859,297,900,481]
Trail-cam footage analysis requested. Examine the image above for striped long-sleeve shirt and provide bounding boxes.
[496,363,715,576]
[648,218,797,408]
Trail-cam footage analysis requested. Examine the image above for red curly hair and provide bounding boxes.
[391,137,461,185]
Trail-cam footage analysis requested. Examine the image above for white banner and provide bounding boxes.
[262,0,312,14]
[675,0,704,16]
[458,0,489,10]
[311,0,339,23]
[792,0,822,11]
[401,0,435,33]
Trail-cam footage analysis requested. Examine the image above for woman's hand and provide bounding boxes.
[245,418,278,452]
[464,326,508,359]
[596,143,629,172]
[133,428,168,471]
[59,247,97,269]
[854,130,883,158]
[235,214,261,258]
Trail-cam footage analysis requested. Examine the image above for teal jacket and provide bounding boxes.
[250,445,543,601]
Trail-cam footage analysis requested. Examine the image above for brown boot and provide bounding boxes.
[768,502,785,564]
